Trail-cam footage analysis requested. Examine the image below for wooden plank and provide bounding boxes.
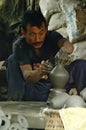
[0,101,47,129]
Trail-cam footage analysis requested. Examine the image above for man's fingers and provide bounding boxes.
[40,60,53,73]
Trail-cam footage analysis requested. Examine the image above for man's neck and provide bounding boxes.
[34,48,42,55]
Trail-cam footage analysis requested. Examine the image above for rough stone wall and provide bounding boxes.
[39,0,86,60]
[60,0,86,43]
[27,0,40,10]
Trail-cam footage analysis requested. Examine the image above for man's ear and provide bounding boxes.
[20,27,26,36]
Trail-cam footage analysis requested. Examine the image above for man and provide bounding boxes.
[7,10,86,101]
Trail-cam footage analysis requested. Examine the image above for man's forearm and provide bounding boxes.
[22,68,44,83]
[57,38,67,48]
[58,38,74,54]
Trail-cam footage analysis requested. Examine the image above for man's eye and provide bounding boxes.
[29,33,35,37]
[39,31,45,35]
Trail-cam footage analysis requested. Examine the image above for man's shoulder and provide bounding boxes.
[12,36,26,52]
[13,36,25,46]
[45,30,63,43]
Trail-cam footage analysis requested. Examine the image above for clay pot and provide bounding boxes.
[49,63,69,90]
[64,95,86,108]
[50,91,70,109]
[49,89,66,99]
[80,88,86,101]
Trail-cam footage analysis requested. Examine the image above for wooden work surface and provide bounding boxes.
[0,101,47,129]
[0,102,86,130]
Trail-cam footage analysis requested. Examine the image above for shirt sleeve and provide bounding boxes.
[13,41,32,65]
[50,31,63,44]
[46,31,64,51]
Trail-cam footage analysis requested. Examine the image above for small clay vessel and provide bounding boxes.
[80,88,86,101]
[50,92,70,109]
[49,63,69,90]
[64,95,86,108]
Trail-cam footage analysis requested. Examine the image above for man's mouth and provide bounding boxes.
[32,42,43,48]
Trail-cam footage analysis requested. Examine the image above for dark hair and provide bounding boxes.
[21,10,47,31]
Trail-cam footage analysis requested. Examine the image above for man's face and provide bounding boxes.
[23,23,47,49]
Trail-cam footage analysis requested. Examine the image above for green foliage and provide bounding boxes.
[0,0,27,24]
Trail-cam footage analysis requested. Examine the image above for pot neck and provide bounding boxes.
[55,63,64,66]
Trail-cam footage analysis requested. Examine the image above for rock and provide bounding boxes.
[39,0,61,22]
[60,0,86,43]
[48,12,66,30]
[69,40,86,61]
[56,27,67,38]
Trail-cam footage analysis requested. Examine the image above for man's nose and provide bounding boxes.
[35,34,40,42]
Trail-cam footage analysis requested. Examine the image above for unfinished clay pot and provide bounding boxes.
[80,88,86,101]
[49,63,69,90]
[64,95,86,108]
[50,92,70,109]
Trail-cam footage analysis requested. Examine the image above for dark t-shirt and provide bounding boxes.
[13,31,63,67]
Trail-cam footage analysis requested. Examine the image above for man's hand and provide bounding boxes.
[55,48,69,65]
[55,39,74,65]
[63,40,74,54]
[39,60,54,74]
[57,38,74,54]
